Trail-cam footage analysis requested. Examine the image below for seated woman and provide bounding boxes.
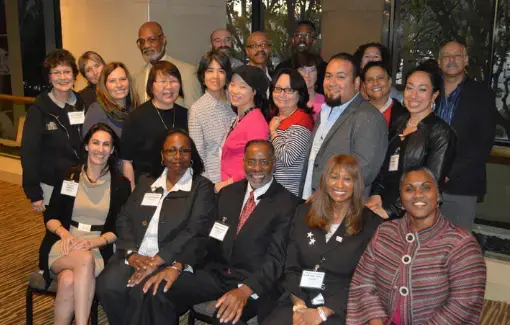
[78,51,105,109]
[353,42,402,103]
[120,61,188,189]
[83,62,140,137]
[189,49,235,184]
[360,61,406,129]
[39,123,131,325]
[347,167,486,325]
[292,51,325,121]
[217,65,270,192]
[366,64,457,220]
[21,49,85,213]
[269,68,314,196]
[263,155,382,325]
[96,129,216,325]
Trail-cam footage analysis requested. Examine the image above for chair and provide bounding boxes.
[26,271,98,325]
[187,300,258,325]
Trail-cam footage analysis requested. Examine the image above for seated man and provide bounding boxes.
[127,140,300,325]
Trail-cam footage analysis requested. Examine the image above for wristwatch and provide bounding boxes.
[125,250,137,260]
[317,307,328,322]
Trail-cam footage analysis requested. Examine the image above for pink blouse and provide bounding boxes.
[220,108,269,181]
[309,93,325,121]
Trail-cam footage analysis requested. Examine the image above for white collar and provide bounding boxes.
[378,96,393,114]
[150,167,193,193]
[246,177,273,199]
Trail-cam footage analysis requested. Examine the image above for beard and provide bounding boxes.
[325,93,343,108]
[142,46,165,63]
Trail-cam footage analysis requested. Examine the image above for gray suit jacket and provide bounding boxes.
[134,54,202,109]
[300,94,388,197]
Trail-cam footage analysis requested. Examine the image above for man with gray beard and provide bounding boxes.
[134,21,201,108]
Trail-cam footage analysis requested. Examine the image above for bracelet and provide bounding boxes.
[317,307,327,322]
[54,224,63,235]
[169,265,182,273]
[100,235,109,246]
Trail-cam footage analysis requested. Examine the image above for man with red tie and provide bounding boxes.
[127,140,299,325]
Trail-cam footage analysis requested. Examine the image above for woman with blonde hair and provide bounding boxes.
[78,51,106,109]
[263,155,382,325]
[83,62,139,137]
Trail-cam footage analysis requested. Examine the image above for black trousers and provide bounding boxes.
[125,269,275,325]
[261,300,345,325]
[95,252,141,325]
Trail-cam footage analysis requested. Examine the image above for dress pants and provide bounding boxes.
[440,193,478,230]
[95,252,141,325]
[125,269,266,325]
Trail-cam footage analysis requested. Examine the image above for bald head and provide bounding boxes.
[438,41,468,78]
[139,21,164,36]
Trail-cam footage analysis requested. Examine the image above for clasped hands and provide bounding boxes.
[292,297,324,325]
[60,234,92,255]
[126,254,181,294]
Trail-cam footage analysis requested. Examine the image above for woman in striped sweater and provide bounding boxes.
[269,68,314,196]
[347,167,486,325]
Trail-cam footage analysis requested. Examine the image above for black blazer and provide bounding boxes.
[203,179,300,296]
[388,99,407,133]
[115,173,215,266]
[439,78,496,196]
[39,165,131,284]
[281,204,381,322]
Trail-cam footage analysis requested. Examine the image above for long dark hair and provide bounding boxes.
[270,68,310,116]
[161,128,205,176]
[81,123,121,177]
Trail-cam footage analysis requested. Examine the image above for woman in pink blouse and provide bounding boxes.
[293,51,325,121]
[217,65,270,192]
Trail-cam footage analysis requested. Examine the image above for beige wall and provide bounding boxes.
[321,0,384,60]
[61,0,225,91]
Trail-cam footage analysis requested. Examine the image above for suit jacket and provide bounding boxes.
[202,179,300,296]
[300,94,388,197]
[39,165,131,283]
[281,204,381,321]
[134,53,202,109]
[439,78,496,196]
[115,173,215,266]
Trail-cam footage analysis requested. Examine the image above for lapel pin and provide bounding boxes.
[336,236,343,243]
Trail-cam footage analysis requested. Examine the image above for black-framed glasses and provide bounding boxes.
[246,42,272,50]
[136,34,163,47]
[163,148,192,156]
[273,87,296,94]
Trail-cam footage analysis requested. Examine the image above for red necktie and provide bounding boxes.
[236,191,255,235]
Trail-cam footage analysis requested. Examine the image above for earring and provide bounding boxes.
[190,160,194,166]
[161,160,164,166]
[437,194,443,206]
[432,102,436,110]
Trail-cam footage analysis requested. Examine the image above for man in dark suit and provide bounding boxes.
[436,41,497,230]
[273,20,327,94]
[300,53,388,199]
[132,140,300,325]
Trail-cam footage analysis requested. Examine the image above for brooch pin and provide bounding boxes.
[307,232,316,246]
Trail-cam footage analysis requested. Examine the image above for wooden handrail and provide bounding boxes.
[0,94,35,104]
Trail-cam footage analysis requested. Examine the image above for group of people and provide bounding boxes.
[19,18,495,325]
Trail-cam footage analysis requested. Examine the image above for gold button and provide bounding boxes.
[142,220,148,226]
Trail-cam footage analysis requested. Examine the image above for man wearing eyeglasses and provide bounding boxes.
[245,32,273,81]
[134,21,202,109]
[273,20,327,95]
[210,28,244,69]
[435,41,497,230]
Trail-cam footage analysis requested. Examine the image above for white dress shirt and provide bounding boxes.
[241,178,273,212]
[138,168,193,257]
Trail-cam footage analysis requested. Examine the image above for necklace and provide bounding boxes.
[154,101,175,131]
[407,119,419,128]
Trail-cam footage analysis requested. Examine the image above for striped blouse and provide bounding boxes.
[272,109,314,196]
[346,212,486,325]
[188,91,236,183]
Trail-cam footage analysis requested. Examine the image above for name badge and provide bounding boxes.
[61,180,79,197]
[389,154,399,172]
[299,270,325,289]
[209,222,229,241]
[141,193,162,206]
[68,111,85,125]
[77,222,92,232]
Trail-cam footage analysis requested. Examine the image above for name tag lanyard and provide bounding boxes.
[154,104,175,131]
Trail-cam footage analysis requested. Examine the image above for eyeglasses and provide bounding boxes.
[246,159,272,167]
[136,34,163,47]
[246,42,272,50]
[51,70,73,78]
[154,79,180,86]
[273,87,296,94]
[163,148,192,156]
[298,66,317,74]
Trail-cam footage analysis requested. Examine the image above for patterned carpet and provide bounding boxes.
[0,180,509,325]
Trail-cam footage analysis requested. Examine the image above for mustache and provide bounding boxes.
[217,46,231,51]
[446,62,458,68]
[255,51,267,57]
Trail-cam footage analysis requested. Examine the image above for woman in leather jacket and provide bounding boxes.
[365,64,457,220]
